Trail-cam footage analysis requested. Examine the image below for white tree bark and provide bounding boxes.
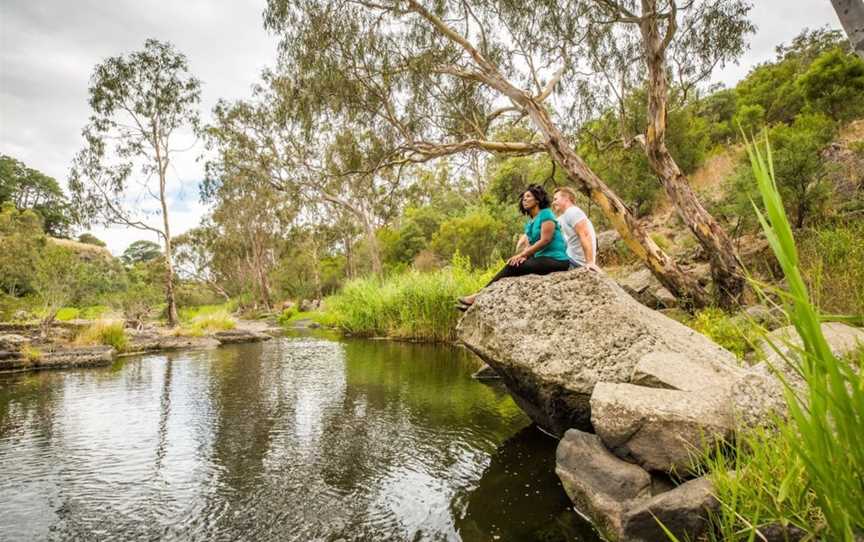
[831,0,864,60]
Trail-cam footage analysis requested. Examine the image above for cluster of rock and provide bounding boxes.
[0,322,275,374]
[457,269,864,541]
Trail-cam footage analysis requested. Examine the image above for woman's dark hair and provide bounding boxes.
[518,184,551,215]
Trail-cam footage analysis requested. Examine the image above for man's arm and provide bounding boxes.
[574,220,599,270]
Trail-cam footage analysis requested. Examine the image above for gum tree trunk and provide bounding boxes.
[638,0,746,307]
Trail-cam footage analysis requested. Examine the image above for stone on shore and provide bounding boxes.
[214,329,273,344]
[631,351,746,392]
[590,382,735,473]
[620,477,718,542]
[555,429,652,540]
[456,269,737,434]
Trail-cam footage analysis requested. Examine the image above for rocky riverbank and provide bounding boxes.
[0,319,280,374]
[457,269,864,541]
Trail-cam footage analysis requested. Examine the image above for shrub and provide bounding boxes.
[22,345,42,363]
[797,221,864,317]
[75,320,128,352]
[325,255,494,342]
[176,306,236,336]
[55,307,80,321]
[689,133,864,542]
[687,307,762,360]
[276,306,298,326]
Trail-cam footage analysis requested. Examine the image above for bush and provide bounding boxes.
[684,133,864,542]
[687,307,762,360]
[276,306,298,326]
[325,255,494,342]
[176,306,236,336]
[55,307,80,321]
[797,221,864,317]
[75,320,128,352]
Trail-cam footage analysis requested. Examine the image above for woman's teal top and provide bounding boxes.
[524,208,569,261]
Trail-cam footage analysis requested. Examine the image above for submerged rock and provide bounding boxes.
[456,269,736,434]
[555,429,651,539]
[556,428,718,542]
[213,329,272,344]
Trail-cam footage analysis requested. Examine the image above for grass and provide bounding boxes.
[55,307,80,321]
[324,256,494,342]
[74,320,128,352]
[22,345,42,363]
[797,221,864,318]
[666,133,864,541]
[687,307,762,360]
[173,303,237,336]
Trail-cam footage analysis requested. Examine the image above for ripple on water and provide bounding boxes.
[0,335,597,541]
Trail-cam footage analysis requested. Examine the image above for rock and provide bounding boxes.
[596,229,621,253]
[555,429,652,540]
[757,522,808,542]
[591,382,735,473]
[617,268,657,297]
[631,352,746,392]
[759,322,864,388]
[729,369,788,429]
[620,477,718,542]
[0,334,30,351]
[653,287,678,308]
[456,270,737,434]
[299,299,322,312]
[280,300,296,311]
[213,329,272,345]
[740,304,785,329]
[35,346,116,370]
[471,364,500,380]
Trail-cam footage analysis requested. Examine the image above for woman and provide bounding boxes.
[457,185,570,310]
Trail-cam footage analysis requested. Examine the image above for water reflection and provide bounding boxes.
[0,333,597,541]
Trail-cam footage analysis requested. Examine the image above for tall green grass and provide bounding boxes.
[74,320,128,352]
[672,134,864,541]
[325,256,495,342]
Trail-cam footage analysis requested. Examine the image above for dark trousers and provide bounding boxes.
[486,257,570,287]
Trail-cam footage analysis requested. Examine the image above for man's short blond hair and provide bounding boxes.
[554,186,579,204]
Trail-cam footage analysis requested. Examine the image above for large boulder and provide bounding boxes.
[619,477,718,542]
[556,428,719,542]
[758,322,864,388]
[555,429,652,540]
[456,269,737,434]
[590,383,735,473]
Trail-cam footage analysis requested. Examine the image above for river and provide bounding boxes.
[0,331,598,541]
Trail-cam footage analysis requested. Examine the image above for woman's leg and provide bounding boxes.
[461,258,569,307]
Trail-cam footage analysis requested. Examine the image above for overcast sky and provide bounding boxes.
[0,0,844,255]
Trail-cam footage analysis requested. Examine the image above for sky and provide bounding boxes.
[0,0,845,255]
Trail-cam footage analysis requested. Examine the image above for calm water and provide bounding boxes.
[0,332,598,541]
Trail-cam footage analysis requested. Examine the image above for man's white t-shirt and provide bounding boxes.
[557,206,597,266]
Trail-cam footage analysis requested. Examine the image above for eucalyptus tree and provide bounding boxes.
[69,39,201,326]
[200,159,299,308]
[831,0,864,60]
[263,0,735,305]
[206,74,406,275]
[572,0,753,304]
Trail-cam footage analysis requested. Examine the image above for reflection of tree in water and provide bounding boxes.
[153,357,172,473]
[455,425,600,542]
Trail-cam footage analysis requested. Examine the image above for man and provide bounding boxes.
[552,187,599,272]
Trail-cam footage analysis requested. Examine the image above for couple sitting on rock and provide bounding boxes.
[457,184,598,310]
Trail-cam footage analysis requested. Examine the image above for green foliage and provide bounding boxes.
[122,240,161,264]
[0,154,71,237]
[22,346,42,363]
[325,259,494,342]
[722,113,837,230]
[0,202,45,296]
[797,47,864,121]
[688,307,761,359]
[732,133,864,540]
[430,207,515,269]
[276,306,298,325]
[798,221,864,317]
[75,320,128,352]
[55,307,80,321]
[175,304,237,335]
[702,426,826,540]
